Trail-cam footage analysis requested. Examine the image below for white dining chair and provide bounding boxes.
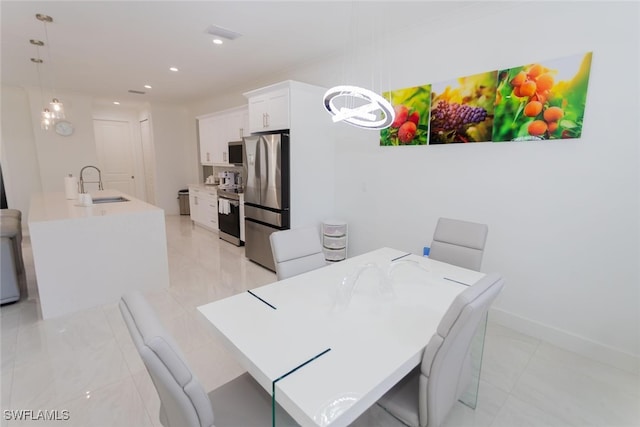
[377,273,505,427]
[269,226,326,280]
[429,217,488,271]
[119,291,297,427]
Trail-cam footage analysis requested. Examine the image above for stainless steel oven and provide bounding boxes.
[217,189,242,246]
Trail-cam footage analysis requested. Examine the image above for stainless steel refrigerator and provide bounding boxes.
[243,132,290,271]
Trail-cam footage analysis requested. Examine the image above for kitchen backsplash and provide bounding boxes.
[202,164,245,185]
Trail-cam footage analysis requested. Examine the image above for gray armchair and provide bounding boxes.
[1,209,26,304]
[377,273,504,427]
[119,291,297,427]
[269,226,326,280]
[429,218,488,271]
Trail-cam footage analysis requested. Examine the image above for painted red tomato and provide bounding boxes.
[391,105,409,128]
[407,111,420,125]
[398,121,417,144]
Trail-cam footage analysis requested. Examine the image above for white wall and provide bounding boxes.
[182,2,639,372]
[0,86,42,217]
[290,1,640,371]
[148,103,192,215]
[25,89,99,192]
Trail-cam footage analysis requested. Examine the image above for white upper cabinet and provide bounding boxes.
[226,109,249,141]
[198,116,217,165]
[197,106,248,165]
[246,86,290,133]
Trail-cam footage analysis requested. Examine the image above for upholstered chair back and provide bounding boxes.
[270,226,326,280]
[429,218,488,271]
[120,291,214,427]
[418,273,504,427]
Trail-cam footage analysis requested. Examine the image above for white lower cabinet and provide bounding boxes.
[189,186,218,231]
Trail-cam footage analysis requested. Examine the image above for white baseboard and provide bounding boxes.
[490,307,640,375]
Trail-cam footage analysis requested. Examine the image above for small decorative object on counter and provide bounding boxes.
[322,219,347,262]
[64,174,78,200]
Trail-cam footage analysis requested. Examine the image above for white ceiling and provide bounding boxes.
[1,1,477,106]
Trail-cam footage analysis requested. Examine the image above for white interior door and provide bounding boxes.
[139,119,156,205]
[94,119,136,195]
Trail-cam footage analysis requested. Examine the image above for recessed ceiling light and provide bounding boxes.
[113,101,120,105]
[212,39,223,45]
[169,67,179,72]
[144,85,152,89]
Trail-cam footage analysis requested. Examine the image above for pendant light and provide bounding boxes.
[323,2,394,130]
[30,40,52,130]
[37,13,66,121]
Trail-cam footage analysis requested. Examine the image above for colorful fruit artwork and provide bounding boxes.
[492,52,592,141]
[379,51,592,146]
[380,85,431,146]
[429,71,497,144]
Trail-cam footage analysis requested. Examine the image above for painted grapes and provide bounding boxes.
[429,71,496,144]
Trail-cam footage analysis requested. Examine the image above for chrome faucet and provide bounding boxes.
[79,165,104,193]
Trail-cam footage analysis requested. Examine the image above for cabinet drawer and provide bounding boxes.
[323,235,346,249]
[322,223,347,237]
[324,247,346,262]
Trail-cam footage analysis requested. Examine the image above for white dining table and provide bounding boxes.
[197,247,485,427]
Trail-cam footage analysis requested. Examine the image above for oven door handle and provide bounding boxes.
[218,198,240,207]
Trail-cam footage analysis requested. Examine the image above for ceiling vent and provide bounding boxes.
[205,25,242,40]
[128,90,146,95]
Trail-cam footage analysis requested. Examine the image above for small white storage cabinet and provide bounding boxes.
[189,185,218,231]
[322,220,347,262]
[197,106,249,165]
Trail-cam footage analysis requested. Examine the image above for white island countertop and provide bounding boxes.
[29,189,162,223]
[28,190,169,319]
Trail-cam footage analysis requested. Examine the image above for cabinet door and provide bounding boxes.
[226,111,245,142]
[189,194,198,222]
[204,191,219,230]
[210,115,229,164]
[241,109,250,139]
[198,118,216,165]
[264,88,290,131]
[189,188,205,224]
[248,96,268,133]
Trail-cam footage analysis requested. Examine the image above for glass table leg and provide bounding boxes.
[458,311,488,409]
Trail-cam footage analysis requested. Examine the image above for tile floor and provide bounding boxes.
[1,215,638,427]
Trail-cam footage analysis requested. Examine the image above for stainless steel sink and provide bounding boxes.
[92,196,130,204]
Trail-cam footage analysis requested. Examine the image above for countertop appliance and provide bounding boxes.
[243,132,290,271]
[219,170,241,188]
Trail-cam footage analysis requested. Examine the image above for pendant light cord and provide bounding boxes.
[34,46,46,109]
[42,19,57,101]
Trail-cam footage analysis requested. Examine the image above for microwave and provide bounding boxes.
[228,141,243,165]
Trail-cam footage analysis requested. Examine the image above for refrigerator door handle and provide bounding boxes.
[259,137,268,205]
[255,136,262,205]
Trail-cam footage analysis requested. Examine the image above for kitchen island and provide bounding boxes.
[28,190,169,319]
